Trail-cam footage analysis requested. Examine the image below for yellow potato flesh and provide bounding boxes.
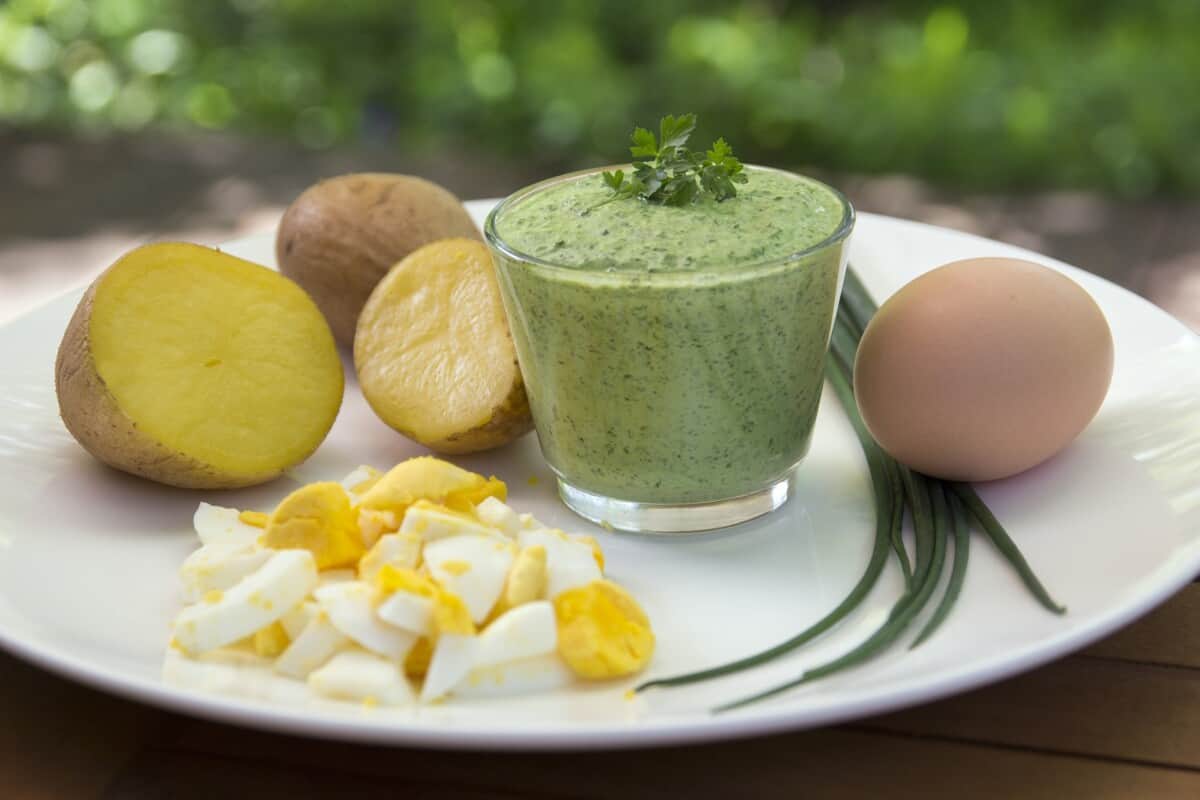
[86,243,343,481]
[354,238,530,453]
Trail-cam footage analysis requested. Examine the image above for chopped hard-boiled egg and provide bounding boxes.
[358,457,504,516]
[376,589,434,636]
[474,496,521,537]
[174,549,318,655]
[274,611,350,679]
[167,456,654,709]
[340,464,383,498]
[253,621,291,657]
[179,542,272,602]
[456,654,574,699]
[314,582,415,660]
[357,508,399,548]
[476,601,557,668]
[423,535,514,623]
[421,633,477,702]
[193,502,262,548]
[518,528,603,599]
[494,544,547,615]
[554,580,655,679]
[308,650,413,706]
[358,532,421,582]
[278,601,318,640]
[400,500,507,542]
[261,482,365,570]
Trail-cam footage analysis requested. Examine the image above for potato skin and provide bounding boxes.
[419,381,532,455]
[276,173,480,346]
[55,281,280,489]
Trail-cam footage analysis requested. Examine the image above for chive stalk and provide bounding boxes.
[912,491,971,647]
[949,482,1065,614]
[637,264,1063,710]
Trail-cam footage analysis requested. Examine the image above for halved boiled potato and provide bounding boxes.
[55,242,344,488]
[353,238,532,454]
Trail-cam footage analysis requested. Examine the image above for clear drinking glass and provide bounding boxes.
[485,166,854,534]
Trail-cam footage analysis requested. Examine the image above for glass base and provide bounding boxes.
[557,473,794,535]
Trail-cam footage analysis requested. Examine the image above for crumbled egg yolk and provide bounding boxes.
[554,580,655,679]
[404,637,433,678]
[377,564,475,636]
[203,589,224,604]
[440,560,472,576]
[492,544,546,618]
[357,531,421,582]
[260,482,365,570]
[376,564,438,598]
[253,621,290,657]
[431,589,475,636]
[358,457,505,516]
[238,510,269,528]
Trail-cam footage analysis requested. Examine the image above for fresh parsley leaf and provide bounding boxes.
[598,114,748,207]
[602,169,625,191]
[659,113,697,151]
[630,127,659,159]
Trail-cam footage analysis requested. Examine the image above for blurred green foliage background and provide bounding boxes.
[2,0,1198,197]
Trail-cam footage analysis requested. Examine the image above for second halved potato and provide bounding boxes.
[354,239,532,454]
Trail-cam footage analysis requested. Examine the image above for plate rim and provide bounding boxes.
[1,205,1197,751]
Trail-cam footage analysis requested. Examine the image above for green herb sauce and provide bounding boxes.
[491,167,849,503]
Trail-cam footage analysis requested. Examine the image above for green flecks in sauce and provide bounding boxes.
[491,168,849,503]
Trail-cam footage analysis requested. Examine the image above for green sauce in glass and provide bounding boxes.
[489,166,850,504]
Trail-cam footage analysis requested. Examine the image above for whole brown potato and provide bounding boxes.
[276,173,480,345]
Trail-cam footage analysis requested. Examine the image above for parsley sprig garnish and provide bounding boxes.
[600,114,748,207]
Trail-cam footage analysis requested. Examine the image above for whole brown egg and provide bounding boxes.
[852,257,1114,482]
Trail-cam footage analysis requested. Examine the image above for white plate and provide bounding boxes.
[1,200,1198,751]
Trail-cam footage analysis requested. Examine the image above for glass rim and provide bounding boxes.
[484,164,855,282]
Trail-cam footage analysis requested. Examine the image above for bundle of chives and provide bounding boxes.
[637,266,1064,711]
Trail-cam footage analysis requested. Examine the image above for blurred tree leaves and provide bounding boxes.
[1,0,1197,197]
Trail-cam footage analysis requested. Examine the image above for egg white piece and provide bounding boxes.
[375,590,433,637]
[455,654,574,699]
[318,568,358,586]
[274,612,351,679]
[400,504,507,543]
[358,532,421,583]
[518,513,547,531]
[278,600,319,640]
[475,601,557,669]
[356,508,399,549]
[517,529,602,599]
[314,582,416,659]
[308,650,414,706]
[340,465,380,498]
[192,502,262,548]
[179,542,272,602]
[423,535,514,623]
[420,633,477,703]
[473,497,520,537]
[174,549,318,655]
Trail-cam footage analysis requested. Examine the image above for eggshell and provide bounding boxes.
[853,257,1113,481]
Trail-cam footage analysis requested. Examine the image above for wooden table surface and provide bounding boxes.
[3,151,1199,798]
